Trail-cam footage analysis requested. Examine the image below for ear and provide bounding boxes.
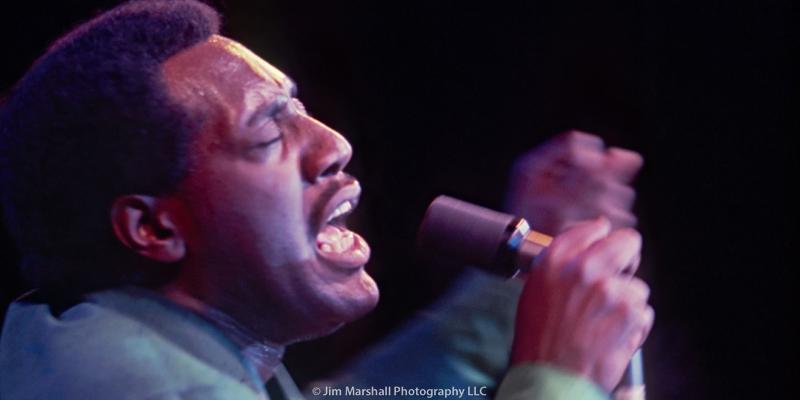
[110,195,186,263]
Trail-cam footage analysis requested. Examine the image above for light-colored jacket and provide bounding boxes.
[0,287,267,400]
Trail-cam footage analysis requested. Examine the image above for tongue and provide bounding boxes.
[317,225,355,253]
[316,225,371,269]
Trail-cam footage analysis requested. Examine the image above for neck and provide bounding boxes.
[159,285,285,381]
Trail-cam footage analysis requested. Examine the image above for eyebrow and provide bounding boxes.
[245,79,298,128]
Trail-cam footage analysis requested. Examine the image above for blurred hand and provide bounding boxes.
[505,131,643,234]
[511,218,654,392]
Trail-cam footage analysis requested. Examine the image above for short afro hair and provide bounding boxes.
[0,0,220,295]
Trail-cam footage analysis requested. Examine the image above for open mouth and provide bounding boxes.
[315,181,371,271]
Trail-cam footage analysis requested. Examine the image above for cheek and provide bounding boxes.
[184,160,311,262]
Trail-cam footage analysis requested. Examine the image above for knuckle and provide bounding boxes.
[616,300,638,319]
[617,304,644,332]
[570,256,595,286]
[575,264,593,287]
[622,213,638,228]
[557,146,581,166]
[629,278,651,301]
[591,177,610,192]
[562,129,594,143]
[561,130,583,142]
[606,210,638,229]
[617,147,644,165]
[620,226,642,240]
[644,305,656,327]
[616,227,642,246]
[593,279,617,304]
[607,146,639,157]
[618,185,636,202]
[627,331,644,353]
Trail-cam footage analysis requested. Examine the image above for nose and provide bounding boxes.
[301,117,353,183]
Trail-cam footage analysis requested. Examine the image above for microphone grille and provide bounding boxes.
[416,195,517,273]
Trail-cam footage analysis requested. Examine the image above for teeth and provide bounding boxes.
[318,225,355,253]
[326,201,353,223]
[341,230,354,249]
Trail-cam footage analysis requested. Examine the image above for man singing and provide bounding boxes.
[0,1,652,399]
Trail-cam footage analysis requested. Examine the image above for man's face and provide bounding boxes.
[161,35,378,344]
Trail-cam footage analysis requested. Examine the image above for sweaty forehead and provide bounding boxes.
[161,34,294,115]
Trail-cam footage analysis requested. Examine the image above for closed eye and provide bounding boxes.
[255,133,283,148]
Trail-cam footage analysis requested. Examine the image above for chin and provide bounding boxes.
[303,273,380,341]
[334,274,380,321]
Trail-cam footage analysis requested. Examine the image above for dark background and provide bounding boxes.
[1,1,795,399]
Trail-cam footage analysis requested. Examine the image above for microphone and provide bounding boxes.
[416,195,645,399]
[416,195,552,277]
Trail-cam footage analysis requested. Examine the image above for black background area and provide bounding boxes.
[0,1,795,399]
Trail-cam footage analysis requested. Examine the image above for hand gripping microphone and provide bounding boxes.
[416,195,645,400]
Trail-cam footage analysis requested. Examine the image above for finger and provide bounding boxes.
[559,130,605,151]
[566,179,636,217]
[566,144,605,171]
[628,305,655,352]
[638,305,655,348]
[556,205,637,231]
[621,252,642,276]
[585,276,628,312]
[526,130,605,165]
[607,211,638,230]
[622,277,651,307]
[574,228,642,282]
[556,131,606,170]
[599,180,636,211]
[604,147,643,184]
[539,217,612,271]
[603,280,653,349]
[511,131,608,187]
